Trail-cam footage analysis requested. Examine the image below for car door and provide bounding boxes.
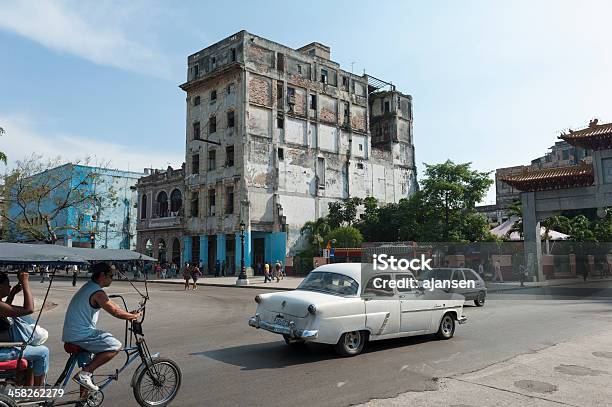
[363,274,400,337]
[451,269,469,297]
[463,269,485,299]
[394,273,432,334]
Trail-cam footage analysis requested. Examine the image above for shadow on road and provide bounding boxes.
[195,333,441,371]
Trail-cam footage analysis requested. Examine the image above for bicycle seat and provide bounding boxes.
[0,359,28,371]
[63,343,84,354]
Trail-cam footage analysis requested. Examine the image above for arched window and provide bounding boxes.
[145,239,153,257]
[140,194,147,219]
[157,191,168,218]
[170,189,183,213]
[158,239,167,264]
[172,238,181,265]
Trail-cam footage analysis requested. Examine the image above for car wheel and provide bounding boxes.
[283,334,306,347]
[474,291,486,307]
[335,330,366,356]
[436,313,455,340]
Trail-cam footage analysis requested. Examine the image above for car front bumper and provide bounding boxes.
[248,314,318,340]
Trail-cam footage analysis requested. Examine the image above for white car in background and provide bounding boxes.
[248,263,468,356]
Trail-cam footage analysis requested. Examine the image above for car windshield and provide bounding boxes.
[419,268,453,281]
[297,271,359,297]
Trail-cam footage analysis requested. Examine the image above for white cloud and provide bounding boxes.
[0,0,172,79]
[0,113,183,173]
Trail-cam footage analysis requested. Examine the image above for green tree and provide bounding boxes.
[327,201,343,229]
[324,226,363,248]
[568,215,597,242]
[0,126,7,164]
[593,211,612,242]
[418,160,493,241]
[300,217,331,252]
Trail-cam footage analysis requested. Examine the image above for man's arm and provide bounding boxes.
[91,291,140,321]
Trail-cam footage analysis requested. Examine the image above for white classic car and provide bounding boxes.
[248,263,468,356]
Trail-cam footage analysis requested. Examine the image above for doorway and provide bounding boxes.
[252,238,265,275]
[208,236,217,275]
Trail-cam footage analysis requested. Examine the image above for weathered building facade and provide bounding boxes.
[136,165,185,265]
[178,31,417,274]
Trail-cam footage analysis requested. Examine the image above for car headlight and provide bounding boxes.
[307,304,317,314]
[255,295,262,304]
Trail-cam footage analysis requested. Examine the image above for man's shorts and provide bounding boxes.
[70,330,122,367]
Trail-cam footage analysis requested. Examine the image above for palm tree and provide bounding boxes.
[300,217,331,253]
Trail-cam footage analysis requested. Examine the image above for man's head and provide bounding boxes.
[0,272,10,299]
[91,262,114,287]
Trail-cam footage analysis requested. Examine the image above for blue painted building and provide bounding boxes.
[6,164,144,249]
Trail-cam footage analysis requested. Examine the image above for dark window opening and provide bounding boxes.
[140,194,147,219]
[194,96,200,106]
[278,148,284,161]
[193,64,199,78]
[276,82,283,101]
[209,115,216,134]
[208,150,216,170]
[277,114,284,129]
[277,52,285,72]
[156,191,169,218]
[359,144,363,151]
[210,90,217,103]
[226,146,234,167]
[208,189,216,216]
[227,110,235,128]
[310,94,317,110]
[191,192,199,218]
[384,101,390,113]
[226,186,234,214]
[342,76,349,91]
[192,154,200,175]
[357,162,364,169]
[230,48,236,62]
[297,64,302,74]
[170,189,182,213]
[193,121,200,140]
[320,69,328,84]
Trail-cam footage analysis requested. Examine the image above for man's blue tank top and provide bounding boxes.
[62,281,103,342]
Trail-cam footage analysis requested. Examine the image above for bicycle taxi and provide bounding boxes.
[0,243,182,407]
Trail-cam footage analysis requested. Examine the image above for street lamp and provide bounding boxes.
[236,220,249,285]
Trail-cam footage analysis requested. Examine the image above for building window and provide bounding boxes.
[156,191,169,218]
[276,52,285,72]
[357,162,364,169]
[359,144,363,151]
[278,148,284,161]
[227,110,234,128]
[194,96,200,106]
[342,76,349,91]
[208,189,216,216]
[210,90,217,103]
[230,48,236,62]
[140,194,147,219]
[310,94,317,110]
[193,121,200,140]
[225,186,234,214]
[208,150,216,170]
[209,115,216,134]
[191,154,200,175]
[297,64,302,74]
[317,157,325,189]
[320,68,328,84]
[226,146,234,167]
[277,113,284,129]
[384,100,390,113]
[190,192,199,218]
[170,189,183,213]
[211,56,216,69]
[193,64,199,78]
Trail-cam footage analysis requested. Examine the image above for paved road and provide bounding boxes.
[25,279,612,406]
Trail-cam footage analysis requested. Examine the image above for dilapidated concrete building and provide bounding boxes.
[136,165,186,265]
[178,31,417,274]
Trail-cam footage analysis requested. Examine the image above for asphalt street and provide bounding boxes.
[25,279,612,407]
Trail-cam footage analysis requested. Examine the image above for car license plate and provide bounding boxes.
[274,316,290,328]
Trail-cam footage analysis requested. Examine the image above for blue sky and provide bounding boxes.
[2,0,612,204]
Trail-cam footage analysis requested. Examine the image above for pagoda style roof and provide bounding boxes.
[559,119,612,150]
[500,163,594,192]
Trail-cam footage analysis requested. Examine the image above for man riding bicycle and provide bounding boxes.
[62,262,140,393]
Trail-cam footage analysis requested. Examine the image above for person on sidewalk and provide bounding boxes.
[221,260,226,277]
[492,260,504,283]
[72,266,78,287]
[274,261,282,283]
[264,262,271,283]
[214,260,220,278]
[160,264,167,279]
[478,261,485,278]
[182,263,191,290]
[190,264,201,290]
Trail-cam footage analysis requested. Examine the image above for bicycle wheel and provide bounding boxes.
[133,358,181,407]
[0,394,17,407]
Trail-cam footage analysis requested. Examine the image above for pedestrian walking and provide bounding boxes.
[72,265,78,287]
[264,262,271,283]
[478,261,484,278]
[191,264,202,290]
[221,260,226,277]
[492,260,503,283]
[274,261,281,283]
[214,260,220,277]
[182,263,191,290]
[161,264,167,279]
[169,263,177,279]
